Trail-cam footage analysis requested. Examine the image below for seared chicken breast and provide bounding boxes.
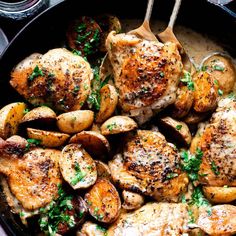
[190,96,236,187]
[0,137,62,210]
[109,130,189,202]
[10,48,92,111]
[106,31,183,123]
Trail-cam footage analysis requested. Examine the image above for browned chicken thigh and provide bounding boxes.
[106,31,183,123]
[109,130,189,202]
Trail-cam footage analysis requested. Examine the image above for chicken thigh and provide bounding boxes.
[106,31,183,123]
[109,130,189,202]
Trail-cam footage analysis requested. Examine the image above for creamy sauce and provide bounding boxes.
[121,19,235,67]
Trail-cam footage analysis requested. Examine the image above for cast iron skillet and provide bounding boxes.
[0,0,235,235]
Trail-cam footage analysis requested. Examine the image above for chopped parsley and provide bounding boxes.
[28,65,44,82]
[180,71,194,91]
[166,172,179,179]
[96,225,107,235]
[211,161,220,175]
[71,163,86,186]
[176,124,182,130]
[214,79,219,86]
[190,186,210,207]
[180,147,203,181]
[25,138,42,151]
[218,89,223,96]
[187,209,195,224]
[23,108,30,115]
[106,122,117,131]
[213,65,225,71]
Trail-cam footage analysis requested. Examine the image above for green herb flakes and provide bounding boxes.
[218,89,223,96]
[176,125,182,130]
[71,163,86,186]
[106,122,117,131]
[213,65,225,71]
[211,161,220,175]
[28,65,44,82]
[180,71,194,91]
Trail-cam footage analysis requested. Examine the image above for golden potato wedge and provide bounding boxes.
[0,102,27,139]
[69,131,110,158]
[60,144,97,190]
[193,71,218,113]
[197,205,236,236]
[172,84,194,118]
[79,221,107,236]
[202,53,236,94]
[57,110,94,134]
[203,186,236,203]
[100,116,137,135]
[85,179,121,223]
[95,160,112,181]
[27,128,70,148]
[122,190,144,211]
[96,84,118,123]
[159,116,192,146]
[21,106,56,125]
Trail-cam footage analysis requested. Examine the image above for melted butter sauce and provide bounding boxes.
[121,19,235,67]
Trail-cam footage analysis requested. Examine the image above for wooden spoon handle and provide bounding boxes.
[144,0,155,22]
[168,0,182,29]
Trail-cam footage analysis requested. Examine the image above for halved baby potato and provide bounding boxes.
[96,84,118,123]
[85,178,121,223]
[183,109,211,125]
[60,144,97,190]
[202,53,236,94]
[57,110,94,134]
[100,116,137,135]
[203,186,236,203]
[122,190,144,211]
[95,160,112,181]
[21,106,56,125]
[69,131,110,158]
[78,221,107,236]
[0,102,27,139]
[159,116,192,146]
[193,71,219,113]
[27,128,70,148]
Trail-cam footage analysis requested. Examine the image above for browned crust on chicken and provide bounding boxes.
[10,48,92,111]
[109,130,188,202]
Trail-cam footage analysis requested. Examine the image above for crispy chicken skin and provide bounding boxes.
[190,97,236,187]
[0,138,62,210]
[106,31,183,123]
[107,203,191,236]
[10,48,92,111]
[109,130,189,202]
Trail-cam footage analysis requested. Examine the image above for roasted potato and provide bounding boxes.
[203,186,236,203]
[85,179,121,223]
[95,14,121,52]
[96,84,118,123]
[69,131,110,158]
[183,109,211,125]
[197,205,236,236]
[27,128,70,148]
[122,190,144,211]
[78,221,107,236]
[0,102,27,139]
[57,110,94,134]
[60,144,97,190]
[202,53,236,94]
[66,16,102,57]
[192,71,219,113]
[100,116,137,135]
[21,106,56,127]
[159,116,192,146]
[172,84,194,118]
[95,160,112,181]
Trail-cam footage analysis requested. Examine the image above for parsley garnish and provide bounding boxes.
[166,172,179,179]
[180,71,194,91]
[23,108,30,115]
[218,89,223,96]
[176,125,182,130]
[180,147,203,181]
[211,161,220,175]
[213,65,224,71]
[25,138,42,151]
[71,163,86,186]
[28,65,44,82]
[96,225,107,235]
[190,186,210,207]
[106,122,117,131]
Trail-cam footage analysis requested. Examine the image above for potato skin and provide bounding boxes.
[203,186,236,203]
[85,179,121,223]
[203,54,236,94]
[122,190,144,210]
[0,102,27,139]
[193,71,218,113]
[27,128,70,148]
[100,116,137,135]
[57,110,94,134]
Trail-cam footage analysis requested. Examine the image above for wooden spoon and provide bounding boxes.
[128,0,157,41]
[158,0,194,72]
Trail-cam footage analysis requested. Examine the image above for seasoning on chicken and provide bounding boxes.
[0,137,62,210]
[109,130,189,202]
[10,48,93,111]
[106,31,183,124]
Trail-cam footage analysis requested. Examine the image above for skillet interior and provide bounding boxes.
[0,0,235,235]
